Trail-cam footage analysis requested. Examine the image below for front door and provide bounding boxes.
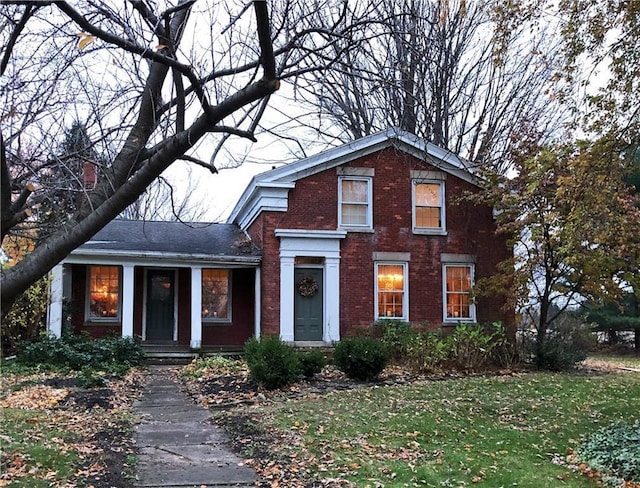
[145,269,175,341]
[294,267,323,341]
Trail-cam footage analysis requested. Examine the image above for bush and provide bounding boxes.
[404,330,451,373]
[333,337,387,381]
[376,320,418,362]
[297,350,326,379]
[577,422,640,485]
[17,332,145,375]
[244,336,301,389]
[532,336,587,371]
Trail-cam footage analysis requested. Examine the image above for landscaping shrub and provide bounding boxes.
[531,335,587,371]
[577,421,640,485]
[297,350,327,379]
[333,337,387,381]
[17,332,145,375]
[376,320,418,362]
[404,330,451,373]
[244,336,301,389]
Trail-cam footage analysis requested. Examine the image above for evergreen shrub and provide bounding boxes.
[244,336,301,389]
[333,337,387,381]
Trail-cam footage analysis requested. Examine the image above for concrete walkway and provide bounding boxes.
[134,366,257,488]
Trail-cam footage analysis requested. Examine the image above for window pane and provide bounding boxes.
[415,183,440,206]
[341,204,367,225]
[377,264,404,318]
[88,266,120,319]
[342,179,368,203]
[446,266,472,319]
[416,207,441,228]
[202,269,229,319]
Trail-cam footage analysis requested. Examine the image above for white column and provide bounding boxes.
[254,267,261,339]
[324,257,341,342]
[47,264,64,338]
[279,256,295,341]
[121,264,134,338]
[190,266,202,349]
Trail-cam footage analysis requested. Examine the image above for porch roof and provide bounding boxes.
[70,220,261,264]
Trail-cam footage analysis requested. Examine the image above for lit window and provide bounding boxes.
[202,269,230,321]
[375,263,408,320]
[413,181,445,232]
[339,177,372,228]
[87,265,120,320]
[444,265,475,321]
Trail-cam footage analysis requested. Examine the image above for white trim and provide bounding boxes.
[374,261,409,322]
[412,179,447,235]
[442,263,476,324]
[277,232,344,343]
[47,265,64,338]
[121,264,134,338]
[63,250,260,267]
[190,266,203,348]
[338,176,373,230]
[254,267,261,340]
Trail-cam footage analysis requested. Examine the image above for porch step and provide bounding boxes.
[142,344,197,365]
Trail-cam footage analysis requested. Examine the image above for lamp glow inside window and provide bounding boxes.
[88,265,120,319]
[445,265,474,320]
[202,269,230,321]
[376,263,407,320]
[339,177,371,227]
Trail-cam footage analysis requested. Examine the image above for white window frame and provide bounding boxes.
[85,265,122,322]
[201,268,232,324]
[374,261,409,321]
[442,263,476,323]
[338,176,373,230]
[412,180,446,235]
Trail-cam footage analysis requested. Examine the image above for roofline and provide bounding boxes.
[65,248,261,266]
[227,128,480,228]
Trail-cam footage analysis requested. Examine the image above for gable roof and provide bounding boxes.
[69,220,260,264]
[228,128,479,229]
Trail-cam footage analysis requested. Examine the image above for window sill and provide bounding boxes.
[203,320,232,326]
[413,229,447,236]
[84,320,121,325]
[442,319,477,326]
[338,227,375,233]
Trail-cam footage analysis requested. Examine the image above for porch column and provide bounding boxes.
[121,264,134,338]
[324,257,341,342]
[47,264,64,338]
[254,267,261,339]
[190,266,202,349]
[279,256,295,341]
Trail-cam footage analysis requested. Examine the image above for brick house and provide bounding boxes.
[47,129,512,350]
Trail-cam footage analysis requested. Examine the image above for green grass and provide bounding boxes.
[1,408,79,487]
[264,372,640,487]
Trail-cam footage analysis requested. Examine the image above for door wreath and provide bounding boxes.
[297,275,319,297]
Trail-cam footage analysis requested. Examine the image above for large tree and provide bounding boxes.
[279,0,569,173]
[0,0,370,317]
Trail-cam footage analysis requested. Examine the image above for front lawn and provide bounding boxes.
[216,369,640,487]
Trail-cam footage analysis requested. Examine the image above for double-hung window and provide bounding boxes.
[339,176,372,229]
[202,269,231,322]
[413,180,445,233]
[87,265,121,321]
[375,262,408,321]
[443,264,475,322]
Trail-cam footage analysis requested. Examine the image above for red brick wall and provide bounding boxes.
[250,147,512,336]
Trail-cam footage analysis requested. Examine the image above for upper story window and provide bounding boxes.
[375,262,408,321]
[87,265,121,321]
[338,176,372,229]
[202,269,231,322]
[443,264,475,322]
[413,180,446,234]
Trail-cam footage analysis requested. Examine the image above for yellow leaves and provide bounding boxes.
[0,385,68,410]
[77,32,96,50]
